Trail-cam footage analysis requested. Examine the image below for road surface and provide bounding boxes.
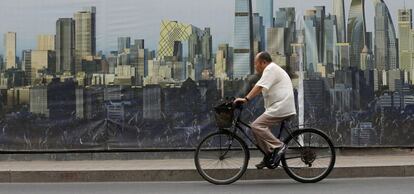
[0,177,412,194]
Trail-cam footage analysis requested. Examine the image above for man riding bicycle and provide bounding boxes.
[234,51,296,169]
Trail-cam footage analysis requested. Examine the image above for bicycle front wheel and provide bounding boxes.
[194,131,249,185]
[281,128,336,183]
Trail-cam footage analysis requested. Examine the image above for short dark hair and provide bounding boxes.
[257,52,273,63]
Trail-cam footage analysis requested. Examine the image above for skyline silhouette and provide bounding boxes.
[0,0,412,55]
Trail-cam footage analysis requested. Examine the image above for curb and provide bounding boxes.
[1,165,413,183]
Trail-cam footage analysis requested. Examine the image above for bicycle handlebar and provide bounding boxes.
[232,101,244,109]
[215,97,244,111]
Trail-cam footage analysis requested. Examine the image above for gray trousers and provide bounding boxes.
[251,113,288,154]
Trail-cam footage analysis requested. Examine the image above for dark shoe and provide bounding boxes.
[255,160,266,169]
[268,144,288,167]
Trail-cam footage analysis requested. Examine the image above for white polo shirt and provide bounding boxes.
[255,62,296,118]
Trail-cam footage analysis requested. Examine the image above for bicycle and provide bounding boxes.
[194,99,336,185]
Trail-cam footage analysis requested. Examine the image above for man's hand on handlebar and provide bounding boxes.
[234,97,248,105]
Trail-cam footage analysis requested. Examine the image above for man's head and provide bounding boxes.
[254,52,273,74]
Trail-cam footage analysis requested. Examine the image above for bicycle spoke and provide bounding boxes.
[223,158,242,168]
[312,160,328,168]
[202,160,219,169]
[199,151,219,159]
[290,136,304,148]
[225,150,243,158]
[314,155,333,159]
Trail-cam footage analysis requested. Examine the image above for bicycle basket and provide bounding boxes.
[214,102,235,128]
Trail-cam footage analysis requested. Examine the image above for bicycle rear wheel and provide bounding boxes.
[194,130,249,185]
[281,128,336,183]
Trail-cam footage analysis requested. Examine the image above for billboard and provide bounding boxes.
[0,0,413,151]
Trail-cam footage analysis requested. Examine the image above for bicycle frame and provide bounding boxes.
[223,105,296,156]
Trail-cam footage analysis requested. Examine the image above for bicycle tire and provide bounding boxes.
[194,130,250,185]
[281,128,336,183]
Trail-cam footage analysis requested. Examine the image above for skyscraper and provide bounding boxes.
[256,0,273,28]
[157,20,202,60]
[274,8,287,27]
[273,7,296,70]
[201,28,213,69]
[314,6,326,64]
[365,31,373,51]
[188,32,201,65]
[303,7,325,66]
[130,48,148,78]
[398,8,413,72]
[173,41,183,61]
[388,69,404,92]
[274,8,296,56]
[256,0,273,49]
[30,50,56,84]
[56,18,75,74]
[253,13,265,54]
[274,7,296,28]
[30,86,49,117]
[130,46,145,78]
[233,0,254,78]
[218,43,234,78]
[374,0,398,71]
[360,45,374,70]
[333,0,346,42]
[347,0,367,68]
[267,27,285,65]
[21,49,31,73]
[290,43,304,73]
[215,50,227,79]
[35,34,56,75]
[304,10,319,72]
[303,78,327,116]
[118,37,131,54]
[330,84,352,112]
[37,34,55,51]
[134,39,145,50]
[47,78,77,120]
[4,32,16,69]
[336,43,351,70]
[324,14,338,74]
[74,7,96,73]
[0,55,3,70]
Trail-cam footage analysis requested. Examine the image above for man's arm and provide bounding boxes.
[234,85,263,104]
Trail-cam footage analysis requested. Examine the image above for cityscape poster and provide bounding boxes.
[0,0,414,151]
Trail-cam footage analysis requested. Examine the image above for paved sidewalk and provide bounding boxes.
[0,154,413,182]
[1,155,413,171]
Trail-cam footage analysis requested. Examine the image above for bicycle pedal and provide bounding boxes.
[263,160,278,169]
